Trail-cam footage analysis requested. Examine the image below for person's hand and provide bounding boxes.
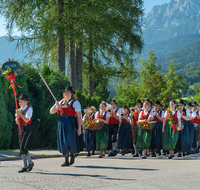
[82,128,85,134]
[78,128,81,136]
[16,109,21,115]
[162,127,165,133]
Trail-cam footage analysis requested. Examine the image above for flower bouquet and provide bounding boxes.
[167,109,184,132]
[84,119,104,130]
[137,120,156,130]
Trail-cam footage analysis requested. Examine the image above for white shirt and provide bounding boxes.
[113,107,121,122]
[58,99,81,112]
[152,110,164,120]
[19,105,33,120]
[95,111,110,119]
[164,110,181,118]
[139,109,153,120]
[187,109,196,119]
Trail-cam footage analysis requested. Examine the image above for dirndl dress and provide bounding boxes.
[188,121,196,149]
[153,122,163,149]
[175,120,190,152]
[162,122,179,151]
[95,124,109,151]
[118,121,133,149]
[57,115,77,154]
[85,129,96,152]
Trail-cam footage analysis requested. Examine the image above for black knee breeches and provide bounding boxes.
[19,125,32,154]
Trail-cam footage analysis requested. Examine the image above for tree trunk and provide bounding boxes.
[69,37,76,89]
[88,33,94,96]
[56,0,65,75]
[75,41,83,92]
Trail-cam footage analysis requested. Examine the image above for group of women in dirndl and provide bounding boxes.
[50,85,200,166]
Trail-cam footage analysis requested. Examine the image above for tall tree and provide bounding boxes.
[56,0,65,74]
[138,49,166,104]
[160,59,187,104]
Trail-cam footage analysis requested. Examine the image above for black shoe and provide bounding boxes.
[70,153,75,165]
[183,151,185,157]
[122,153,125,156]
[168,156,172,159]
[92,150,95,155]
[108,152,114,157]
[133,153,139,157]
[87,152,91,157]
[159,152,161,156]
[178,153,182,157]
[27,162,34,172]
[171,155,174,157]
[61,161,70,167]
[163,152,166,156]
[98,155,103,158]
[142,156,146,159]
[195,149,199,153]
[18,168,27,173]
[151,154,156,157]
[146,154,150,157]
[75,153,78,157]
[113,150,118,156]
[190,150,195,154]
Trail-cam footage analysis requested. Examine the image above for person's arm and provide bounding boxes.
[112,109,120,120]
[122,115,130,122]
[15,109,30,123]
[162,117,166,133]
[76,111,82,136]
[15,114,20,125]
[50,101,60,114]
[181,115,193,121]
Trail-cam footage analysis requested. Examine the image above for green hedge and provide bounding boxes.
[0,64,105,150]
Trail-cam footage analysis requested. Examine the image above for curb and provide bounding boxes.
[0,151,102,161]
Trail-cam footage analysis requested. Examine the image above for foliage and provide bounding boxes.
[160,59,187,104]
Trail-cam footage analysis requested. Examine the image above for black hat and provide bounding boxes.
[62,86,75,94]
[192,101,198,106]
[17,94,30,102]
[154,100,162,106]
[123,105,129,109]
[187,102,192,107]
[87,104,93,108]
[164,104,168,109]
[178,100,186,106]
[111,99,118,105]
[135,99,142,105]
[144,98,152,104]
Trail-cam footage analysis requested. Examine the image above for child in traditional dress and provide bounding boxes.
[15,94,34,173]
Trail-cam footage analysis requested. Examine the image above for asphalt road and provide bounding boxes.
[0,153,200,190]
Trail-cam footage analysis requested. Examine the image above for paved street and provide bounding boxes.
[0,152,200,190]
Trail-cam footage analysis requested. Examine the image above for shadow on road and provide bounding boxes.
[34,172,135,181]
[75,165,158,171]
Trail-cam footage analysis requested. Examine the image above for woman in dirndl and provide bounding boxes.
[176,100,190,157]
[83,104,96,156]
[181,102,196,154]
[95,102,110,158]
[151,100,164,157]
[192,101,200,153]
[162,100,182,159]
[118,105,133,155]
[50,86,83,166]
[136,101,153,159]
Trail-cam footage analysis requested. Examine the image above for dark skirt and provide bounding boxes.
[85,129,96,152]
[136,128,152,149]
[74,118,85,153]
[150,122,163,149]
[95,124,109,151]
[188,122,195,149]
[176,120,190,151]
[57,115,77,154]
[118,122,133,149]
[162,122,179,151]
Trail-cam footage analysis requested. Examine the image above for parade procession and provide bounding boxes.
[0,59,200,177]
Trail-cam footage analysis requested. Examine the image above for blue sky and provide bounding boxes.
[0,0,171,36]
